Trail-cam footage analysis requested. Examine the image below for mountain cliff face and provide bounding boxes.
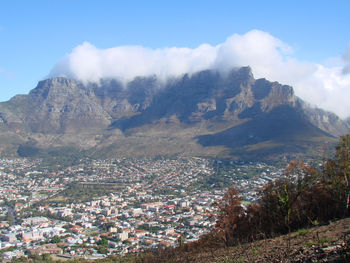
[346,117,350,126]
[0,67,348,159]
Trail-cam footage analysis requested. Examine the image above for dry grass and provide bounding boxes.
[139,218,350,263]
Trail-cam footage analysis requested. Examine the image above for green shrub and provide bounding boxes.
[296,228,309,236]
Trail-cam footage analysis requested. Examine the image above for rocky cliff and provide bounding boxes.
[0,67,348,159]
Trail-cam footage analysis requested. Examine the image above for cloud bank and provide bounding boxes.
[342,44,350,75]
[49,30,350,118]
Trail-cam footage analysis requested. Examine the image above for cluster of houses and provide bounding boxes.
[0,157,285,261]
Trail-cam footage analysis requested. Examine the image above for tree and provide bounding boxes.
[97,237,108,247]
[41,253,52,262]
[323,134,350,217]
[51,236,61,243]
[283,161,318,228]
[212,135,350,249]
[335,134,350,214]
[213,187,244,246]
[97,246,108,254]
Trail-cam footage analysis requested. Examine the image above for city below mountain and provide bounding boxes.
[0,67,349,160]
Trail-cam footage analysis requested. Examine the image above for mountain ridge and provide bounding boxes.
[0,67,348,160]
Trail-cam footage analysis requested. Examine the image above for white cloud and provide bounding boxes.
[342,43,350,75]
[50,42,219,84]
[49,30,350,118]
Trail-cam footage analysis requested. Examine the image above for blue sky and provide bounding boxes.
[1,0,350,116]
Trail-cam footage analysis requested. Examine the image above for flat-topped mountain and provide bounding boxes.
[0,67,348,160]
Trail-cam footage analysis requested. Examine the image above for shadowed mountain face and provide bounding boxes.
[346,117,350,126]
[197,104,332,158]
[0,67,348,160]
[199,105,329,147]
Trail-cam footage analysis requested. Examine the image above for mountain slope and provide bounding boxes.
[0,67,348,159]
[197,104,331,158]
[137,217,350,263]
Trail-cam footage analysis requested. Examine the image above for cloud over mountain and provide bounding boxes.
[342,44,350,75]
[49,30,350,118]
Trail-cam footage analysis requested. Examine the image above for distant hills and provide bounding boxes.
[0,67,348,160]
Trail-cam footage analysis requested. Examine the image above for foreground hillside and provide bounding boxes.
[136,217,350,263]
[12,218,349,262]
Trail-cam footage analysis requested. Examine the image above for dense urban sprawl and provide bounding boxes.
[0,157,284,261]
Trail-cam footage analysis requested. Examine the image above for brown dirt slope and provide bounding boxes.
[145,218,350,263]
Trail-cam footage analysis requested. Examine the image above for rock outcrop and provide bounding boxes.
[0,67,348,159]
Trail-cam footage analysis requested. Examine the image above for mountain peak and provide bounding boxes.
[0,67,348,159]
[237,66,254,78]
[37,76,79,87]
